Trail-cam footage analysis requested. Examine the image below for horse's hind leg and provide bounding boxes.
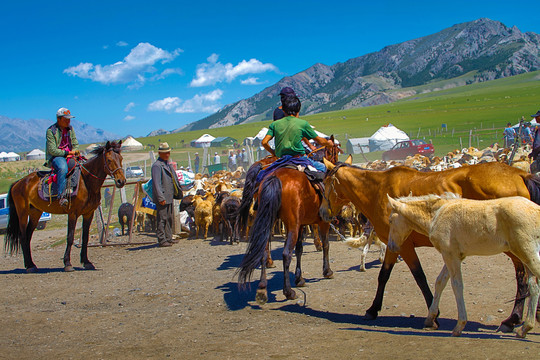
[295,226,305,287]
[515,255,540,338]
[425,265,449,330]
[22,207,42,272]
[498,253,527,333]
[365,249,399,320]
[63,214,78,272]
[80,214,96,270]
[282,226,298,300]
[444,256,466,337]
[312,225,322,251]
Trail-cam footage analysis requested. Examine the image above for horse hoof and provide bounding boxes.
[323,270,334,279]
[451,330,462,337]
[496,323,514,333]
[26,266,39,274]
[84,263,96,270]
[286,290,297,300]
[295,278,306,287]
[364,310,378,320]
[359,268,366,272]
[255,290,268,305]
[266,262,276,269]
[315,245,323,252]
[64,265,75,272]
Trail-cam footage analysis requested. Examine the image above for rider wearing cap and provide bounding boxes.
[262,95,333,172]
[45,108,79,207]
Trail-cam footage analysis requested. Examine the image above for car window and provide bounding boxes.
[0,198,4,209]
[402,142,410,148]
[411,140,426,146]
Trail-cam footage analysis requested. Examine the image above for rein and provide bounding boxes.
[75,150,122,181]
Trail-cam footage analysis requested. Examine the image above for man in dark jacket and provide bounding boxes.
[151,142,182,247]
[45,107,80,207]
[528,110,540,173]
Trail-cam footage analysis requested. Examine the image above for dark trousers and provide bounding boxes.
[156,203,173,244]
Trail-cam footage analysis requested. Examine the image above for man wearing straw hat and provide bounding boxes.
[151,142,182,247]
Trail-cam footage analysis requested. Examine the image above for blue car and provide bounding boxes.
[0,194,51,232]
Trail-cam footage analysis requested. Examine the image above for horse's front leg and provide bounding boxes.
[63,214,78,272]
[312,224,322,251]
[365,246,399,320]
[295,226,305,287]
[444,256,466,337]
[425,265,449,330]
[283,226,298,300]
[319,222,333,278]
[80,213,96,270]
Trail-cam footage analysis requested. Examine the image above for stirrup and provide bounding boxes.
[58,196,69,208]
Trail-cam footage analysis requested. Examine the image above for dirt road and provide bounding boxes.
[1,232,538,359]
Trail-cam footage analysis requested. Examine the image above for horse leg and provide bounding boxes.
[515,256,540,338]
[378,240,387,264]
[282,226,298,300]
[365,249,399,320]
[295,226,305,287]
[265,237,275,268]
[312,224,322,251]
[498,252,527,333]
[63,214,78,272]
[22,208,42,272]
[256,257,269,305]
[360,239,369,272]
[319,222,333,279]
[80,214,96,270]
[443,255,466,337]
[425,265,449,330]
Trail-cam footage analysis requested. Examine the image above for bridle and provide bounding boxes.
[76,149,124,181]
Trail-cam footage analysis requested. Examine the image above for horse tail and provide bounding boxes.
[236,162,263,234]
[5,182,21,255]
[525,174,540,205]
[237,175,281,286]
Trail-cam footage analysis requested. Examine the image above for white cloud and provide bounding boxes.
[124,102,135,112]
[148,89,224,114]
[190,54,277,87]
[116,41,129,47]
[240,77,263,85]
[64,42,183,86]
[123,115,135,121]
[103,45,109,50]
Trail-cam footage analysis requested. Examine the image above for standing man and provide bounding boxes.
[214,152,220,164]
[503,122,516,148]
[241,148,249,168]
[151,142,182,247]
[45,107,80,207]
[194,152,200,174]
[228,151,237,171]
[528,110,540,173]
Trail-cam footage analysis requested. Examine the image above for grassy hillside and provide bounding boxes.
[138,70,540,161]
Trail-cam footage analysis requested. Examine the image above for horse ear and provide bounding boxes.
[323,158,335,171]
[106,141,111,149]
[118,140,122,146]
[345,155,353,164]
[387,194,402,212]
[330,134,335,142]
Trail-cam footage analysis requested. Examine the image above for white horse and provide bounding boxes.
[386,193,540,338]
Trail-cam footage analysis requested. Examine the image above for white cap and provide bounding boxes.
[215,152,218,155]
[56,107,75,118]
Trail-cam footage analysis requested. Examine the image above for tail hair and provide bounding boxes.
[237,175,281,286]
[4,182,21,255]
[236,162,263,233]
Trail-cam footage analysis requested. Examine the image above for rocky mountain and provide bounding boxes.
[177,18,540,132]
[0,116,120,153]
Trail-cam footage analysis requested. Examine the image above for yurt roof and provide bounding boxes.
[122,136,143,147]
[27,149,45,156]
[6,152,19,157]
[369,124,409,141]
[193,134,215,142]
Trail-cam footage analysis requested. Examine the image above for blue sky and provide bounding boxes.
[1,0,539,138]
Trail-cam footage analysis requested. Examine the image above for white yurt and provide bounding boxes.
[86,143,99,154]
[26,148,46,160]
[190,134,215,148]
[121,136,144,151]
[368,124,409,152]
[0,151,8,162]
[5,152,20,162]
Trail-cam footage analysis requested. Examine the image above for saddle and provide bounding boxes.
[37,165,82,202]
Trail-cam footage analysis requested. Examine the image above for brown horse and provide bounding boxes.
[319,158,540,332]
[237,137,342,304]
[5,141,126,273]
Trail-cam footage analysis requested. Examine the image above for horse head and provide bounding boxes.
[91,140,126,188]
[319,156,352,222]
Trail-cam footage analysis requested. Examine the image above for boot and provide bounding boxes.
[58,196,69,208]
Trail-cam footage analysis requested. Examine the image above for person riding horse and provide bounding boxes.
[261,95,334,173]
[45,107,80,207]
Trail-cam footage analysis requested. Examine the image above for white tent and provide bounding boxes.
[190,134,215,148]
[0,151,8,162]
[368,124,409,152]
[86,143,99,153]
[121,136,144,151]
[26,148,45,160]
[5,152,20,162]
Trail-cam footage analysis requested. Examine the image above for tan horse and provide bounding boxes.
[319,158,540,332]
[387,193,540,338]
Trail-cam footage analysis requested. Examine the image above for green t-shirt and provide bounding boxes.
[267,116,319,157]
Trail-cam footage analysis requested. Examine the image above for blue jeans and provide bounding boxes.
[306,157,326,172]
[51,157,68,196]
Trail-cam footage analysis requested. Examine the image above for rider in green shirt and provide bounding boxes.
[262,95,334,172]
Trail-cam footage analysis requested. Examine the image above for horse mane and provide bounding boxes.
[90,141,122,156]
[395,192,461,203]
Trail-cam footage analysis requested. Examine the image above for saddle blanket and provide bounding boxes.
[38,166,81,201]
